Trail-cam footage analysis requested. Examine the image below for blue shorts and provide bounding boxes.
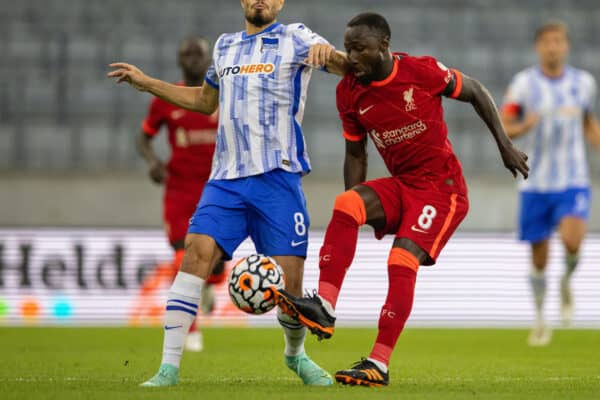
[188,169,310,260]
[519,187,591,243]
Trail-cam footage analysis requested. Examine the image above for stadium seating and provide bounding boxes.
[2,0,600,174]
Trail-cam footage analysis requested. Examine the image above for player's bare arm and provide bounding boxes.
[137,131,167,184]
[343,138,368,190]
[453,74,529,179]
[583,111,600,152]
[107,63,218,114]
[306,44,349,76]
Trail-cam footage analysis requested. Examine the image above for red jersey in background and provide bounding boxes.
[142,82,218,243]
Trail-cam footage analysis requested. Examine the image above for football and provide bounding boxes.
[228,254,285,314]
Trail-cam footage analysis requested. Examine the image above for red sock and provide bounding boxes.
[318,210,359,307]
[139,249,185,295]
[206,267,227,285]
[172,249,185,273]
[189,319,198,333]
[369,249,418,367]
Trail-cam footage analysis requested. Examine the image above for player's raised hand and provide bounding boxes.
[107,63,151,92]
[500,143,529,179]
[306,44,336,67]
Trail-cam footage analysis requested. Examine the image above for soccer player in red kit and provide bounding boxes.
[136,37,225,352]
[276,13,529,386]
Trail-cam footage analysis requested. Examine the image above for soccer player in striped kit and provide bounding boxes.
[275,12,529,386]
[501,21,600,346]
[109,0,348,387]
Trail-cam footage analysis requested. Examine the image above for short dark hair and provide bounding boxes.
[179,36,209,51]
[534,20,569,42]
[347,12,391,40]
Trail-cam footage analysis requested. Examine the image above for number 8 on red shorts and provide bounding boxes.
[363,176,469,265]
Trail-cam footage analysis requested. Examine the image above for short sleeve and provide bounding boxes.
[583,73,597,113]
[141,97,164,136]
[411,56,456,97]
[502,73,528,117]
[289,23,329,61]
[205,62,219,89]
[204,35,222,89]
[336,80,365,141]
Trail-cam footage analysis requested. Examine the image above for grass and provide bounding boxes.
[0,327,598,399]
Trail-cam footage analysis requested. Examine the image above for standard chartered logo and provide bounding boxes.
[369,130,386,149]
[175,128,216,147]
[369,120,428,149]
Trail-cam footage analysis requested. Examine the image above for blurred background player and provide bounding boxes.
[501,21,600,346]
[109,0,349,387]
[132,36,227,352]
[277,12,529,387]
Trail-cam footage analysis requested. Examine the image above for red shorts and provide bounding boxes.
[362,177,469,265]
[163,181,206,244]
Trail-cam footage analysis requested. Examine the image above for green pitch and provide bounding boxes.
[1,327,598,399]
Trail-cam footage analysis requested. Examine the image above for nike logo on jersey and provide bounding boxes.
[359,105,375,115]
[164,325,183,330]
[410,225,428,234]
[291,240,307,247]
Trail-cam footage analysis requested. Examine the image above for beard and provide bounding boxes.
[244,8,275,27]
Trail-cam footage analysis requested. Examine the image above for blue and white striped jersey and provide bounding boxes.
[204,22,328,180]
[503,66,597,192]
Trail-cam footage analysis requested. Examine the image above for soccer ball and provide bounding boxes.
[228,254,285,314]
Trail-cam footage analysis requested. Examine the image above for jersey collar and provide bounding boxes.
[370,57,399,87]
[242,22,281,40]
[536,65,569,83]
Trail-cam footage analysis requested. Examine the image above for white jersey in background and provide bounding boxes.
[503,66,597,192]
[204,23,328,180]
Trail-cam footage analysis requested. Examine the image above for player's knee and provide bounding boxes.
[532,260,547,271]
[333,190,367,225]
[531,241,549,269]
[531,248,546,268]
[531,253,547,270]
[181,235,215,274]
[563,240,581,255]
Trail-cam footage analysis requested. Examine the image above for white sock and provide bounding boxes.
[318,295,336,317]
[367,357,388,373]
[529,268,546,322]
[161,272,204,368]
[277,308,306,357]
[565,252,579,279]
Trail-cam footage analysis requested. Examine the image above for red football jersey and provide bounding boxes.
[337,53,467,195]
[142,82,217,183]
